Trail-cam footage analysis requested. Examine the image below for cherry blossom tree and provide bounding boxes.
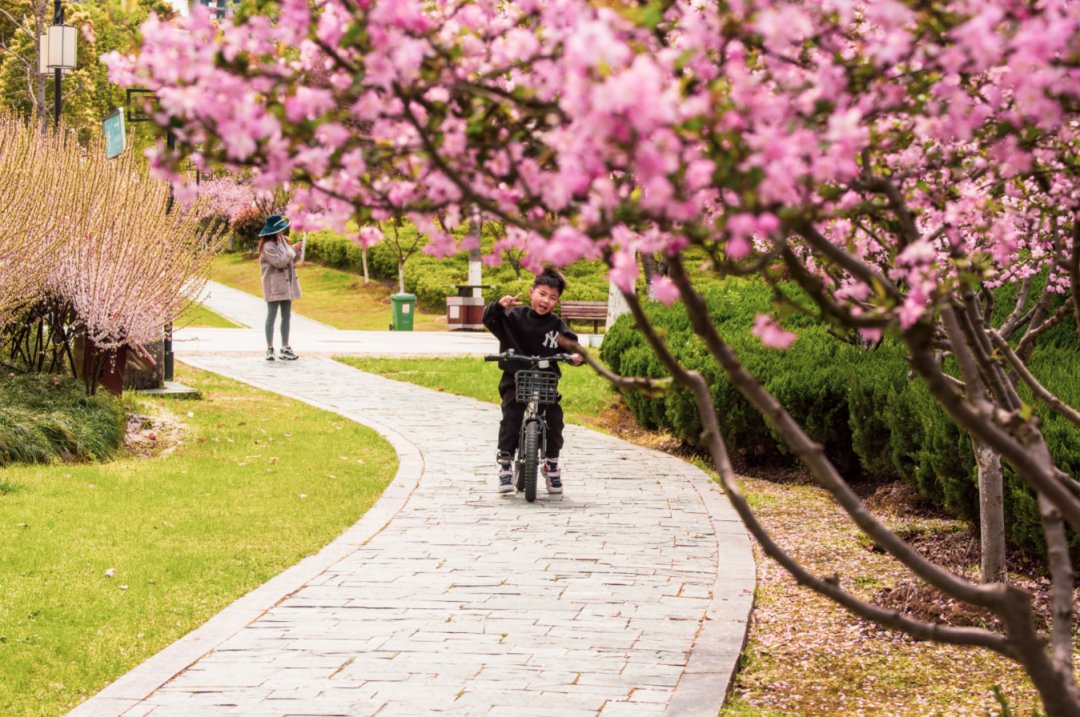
[108,1,1080,711]
[181,174,258,222]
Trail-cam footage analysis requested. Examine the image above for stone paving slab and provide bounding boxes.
[68,284,754,716]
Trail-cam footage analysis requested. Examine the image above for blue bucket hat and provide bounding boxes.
[258,214,290,237]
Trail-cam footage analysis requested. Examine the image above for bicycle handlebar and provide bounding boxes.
[483,351,577,365]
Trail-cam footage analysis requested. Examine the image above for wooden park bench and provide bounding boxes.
[559,300,607,333]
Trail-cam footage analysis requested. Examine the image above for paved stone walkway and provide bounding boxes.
[69,283,754,717]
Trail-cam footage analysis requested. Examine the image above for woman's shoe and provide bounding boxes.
[279,346,299,361]
[266,347,275,361]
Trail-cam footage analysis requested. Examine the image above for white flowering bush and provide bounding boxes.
[0,114,222,393]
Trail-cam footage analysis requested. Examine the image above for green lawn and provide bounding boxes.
[175,302,243,328]
[0,363,397,716]
[212,253,445,331]
[336,356,620,432]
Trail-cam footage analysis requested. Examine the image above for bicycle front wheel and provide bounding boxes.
[522,420,540,502]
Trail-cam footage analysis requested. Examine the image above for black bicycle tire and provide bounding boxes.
[523,420,540,502]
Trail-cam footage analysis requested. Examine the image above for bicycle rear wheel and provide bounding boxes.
[522,420,540,502]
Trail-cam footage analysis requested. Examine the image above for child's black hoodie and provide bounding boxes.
[482,302,578,376]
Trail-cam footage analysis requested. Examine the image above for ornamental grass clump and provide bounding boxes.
[0,373,124,467]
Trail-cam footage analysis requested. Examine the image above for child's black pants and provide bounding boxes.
[497,374,564,459]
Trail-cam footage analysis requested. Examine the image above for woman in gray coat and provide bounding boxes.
[257,214,303,361]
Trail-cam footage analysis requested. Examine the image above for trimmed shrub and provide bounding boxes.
[601,276,1080,556]
[847,345,907,479]
[762,337,861,477]
[0,373,125,467]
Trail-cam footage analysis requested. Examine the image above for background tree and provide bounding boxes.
[108,1,1080,711]
[0,0,171,139]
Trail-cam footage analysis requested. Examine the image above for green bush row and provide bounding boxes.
[600,277,1080,555]
[0,373,125,467]
[303,228,609,313]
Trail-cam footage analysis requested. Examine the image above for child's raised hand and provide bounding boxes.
[499,293,522,308]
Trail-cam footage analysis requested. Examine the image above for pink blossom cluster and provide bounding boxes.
[177,175,259,221]
[105,0,1080,344]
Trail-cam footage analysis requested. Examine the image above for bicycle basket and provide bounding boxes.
[514,370,560,405]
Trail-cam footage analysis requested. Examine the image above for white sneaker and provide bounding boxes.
[543,462,563,494]
[497,469,514,494]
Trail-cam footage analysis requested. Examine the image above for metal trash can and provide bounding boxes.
[390,292,416,331]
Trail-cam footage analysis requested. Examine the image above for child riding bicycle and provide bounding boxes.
[482,268,583,495]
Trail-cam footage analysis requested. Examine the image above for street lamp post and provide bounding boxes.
[39,0,77,129]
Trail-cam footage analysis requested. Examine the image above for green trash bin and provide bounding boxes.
[389,292,416,331]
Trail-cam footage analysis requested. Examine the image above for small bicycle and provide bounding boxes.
[484,350,576,502]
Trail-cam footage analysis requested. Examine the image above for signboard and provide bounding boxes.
[103,109,125,159]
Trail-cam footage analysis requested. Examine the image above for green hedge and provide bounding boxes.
[303,227,609,313]
[0,373,125,467]
[600,277,1080,555]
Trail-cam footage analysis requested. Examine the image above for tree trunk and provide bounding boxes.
[974,439,1007,583]
[33,1,48,130]
[606,280,630,330]
[361,245,369,284]
[468,214,483,298]
[1003,605,1080,717]
[397,257,405,294]
[641,253,658,301]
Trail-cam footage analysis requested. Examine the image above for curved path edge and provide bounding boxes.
[667,473,755,715]
[68,360,427,717]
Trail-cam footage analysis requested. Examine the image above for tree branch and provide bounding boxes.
[791,219,905,304]
[1070,219,1080,333]
[778,245,889,329]
[612,275,1014,654]
[958,294,1022,411]
[998,276,1032,339]
[905,324,1080,534]
[392,83,539,233]
[666,255,1006,609]
[1016,298,1074,358]
[989,329,1080,431]
[1037,493,1075,672]
[855,173,921,249]
[558,336,671,397]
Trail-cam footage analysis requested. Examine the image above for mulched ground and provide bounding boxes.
[122,406,185,458]
[595,402,1071,716]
